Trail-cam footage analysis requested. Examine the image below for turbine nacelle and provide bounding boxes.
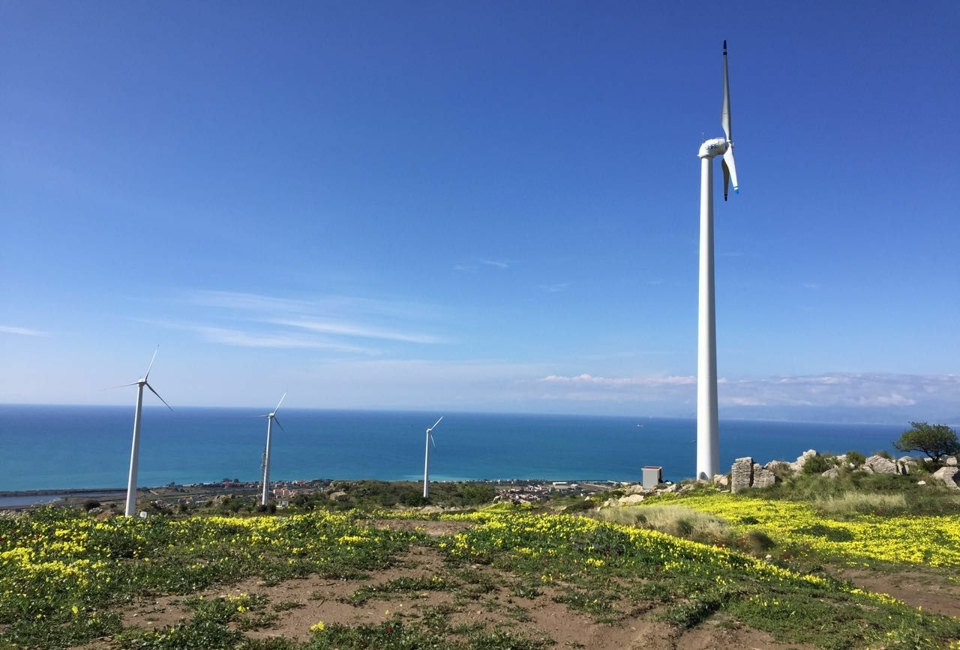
[697,138,729,159]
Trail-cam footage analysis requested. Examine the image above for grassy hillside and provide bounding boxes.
[2,478,959,649]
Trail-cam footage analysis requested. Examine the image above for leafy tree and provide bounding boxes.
[893,422,960,463]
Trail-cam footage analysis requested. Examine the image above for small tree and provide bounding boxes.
[893,422,960,463]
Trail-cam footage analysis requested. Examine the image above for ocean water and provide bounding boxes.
[0,405,904,492]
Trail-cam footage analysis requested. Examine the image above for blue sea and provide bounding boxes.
[0,405,904,493]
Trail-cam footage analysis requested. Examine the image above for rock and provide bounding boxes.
[864,454,898,475]
[765,460,790,473]
[731,457,754,494]
[917,480,927,486]
[792,449,818,472]
[821,467,840,479]
[932,467,960,490]
[712,474,730,488]
[623,484,646,496]
[618,494,646,505]
[947,456,958,467]
[897,456,920,476]
[753,466,776,488]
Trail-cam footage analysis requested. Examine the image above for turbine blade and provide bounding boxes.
[721,40,732,143]
[722,158,730,201]
[144,382,174,411]
[274,392,287,414]
[144,346,160,381]
[430,433,436,448]
[273,415,286,432]
[722,147,739,200]
[431,416,443,431]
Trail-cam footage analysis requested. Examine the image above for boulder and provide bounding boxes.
[765,460,790,473]
[618,494,646,505]
[896,457,919,475]
[731,457,754,494]
[821,467,840,479]
[947,456,958,467]
[712,474,730,488]
[932,467,960,490]
[864,454,898,475]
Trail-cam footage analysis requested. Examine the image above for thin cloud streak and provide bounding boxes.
[193,326,375,353]
[270,318,448,345]
[0,325,50,337]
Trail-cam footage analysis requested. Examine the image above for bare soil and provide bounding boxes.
[83,519,958,649]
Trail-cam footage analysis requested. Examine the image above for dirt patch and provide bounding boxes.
[371,518,475,537]
[838,566,960,618]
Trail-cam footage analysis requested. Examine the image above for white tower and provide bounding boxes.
[696,41,739,480]
[260,394,286,506]
[124,347,172,517]
[422,417,443,498]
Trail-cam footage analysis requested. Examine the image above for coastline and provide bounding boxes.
[0,477,621,510]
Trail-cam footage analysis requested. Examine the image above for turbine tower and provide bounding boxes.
[124,347,172,517]
[259,393,286,506]
[422,416,443,498]
[696,41,739,480]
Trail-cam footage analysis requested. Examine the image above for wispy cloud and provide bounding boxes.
[540,373,695,388]
[193,325,374,353]
[164,290,449,354]
[0,325,50,337]
[539,283,570,293]
[535,372,960,414]
[269,318,448,344]
[480,259,511,269]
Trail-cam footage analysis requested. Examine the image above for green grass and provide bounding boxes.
[3,482,960,650]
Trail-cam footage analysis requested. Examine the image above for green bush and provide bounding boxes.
[844,450,866,467]
[802,454,833,474]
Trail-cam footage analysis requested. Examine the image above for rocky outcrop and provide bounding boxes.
[897,456,919,475]
[731,457,754,494]
[863,455,898,475]
[821,467,840,479]
[946,456,958,467]
[932,467,960,490]
[791,449,818,472]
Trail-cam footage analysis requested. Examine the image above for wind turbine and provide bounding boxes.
[696,41,739,480]
[422,416,443,498]
[123,347,172,517]
[259,393,286,506]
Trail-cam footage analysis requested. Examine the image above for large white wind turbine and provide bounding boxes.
[422,416,443,499]
[124,347,173,517]
[696,41,739,480]
[259,393,286,506]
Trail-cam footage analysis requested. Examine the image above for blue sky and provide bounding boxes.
[2,2,958,422]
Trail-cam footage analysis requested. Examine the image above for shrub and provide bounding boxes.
[844,451,866,467]
[802,454,833,475]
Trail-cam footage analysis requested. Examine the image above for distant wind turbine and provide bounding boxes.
[123,347,172,517]
[422,416,443,499]
[259,393,286,506]
[696,41,740,480]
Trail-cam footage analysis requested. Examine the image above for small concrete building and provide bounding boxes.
[642,466,663,491]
